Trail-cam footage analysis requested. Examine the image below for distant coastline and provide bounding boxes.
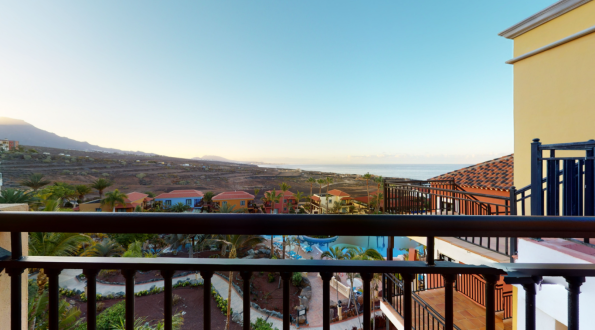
[258,164,469,180]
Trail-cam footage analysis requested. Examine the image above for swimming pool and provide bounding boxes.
[302,235,423,258]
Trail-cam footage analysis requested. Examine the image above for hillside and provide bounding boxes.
[0,117,154,155]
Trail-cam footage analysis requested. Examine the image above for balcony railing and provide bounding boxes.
[2,213,595,330]
[384,179,518,259]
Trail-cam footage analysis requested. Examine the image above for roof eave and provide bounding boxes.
[499,0,592,39]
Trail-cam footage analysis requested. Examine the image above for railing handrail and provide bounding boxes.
[388,187,510,209]
[388,184,512,201]
[4,212,595,237]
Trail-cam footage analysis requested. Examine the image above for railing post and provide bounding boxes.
[387,236,394,261]
[509,186,517,215]
[161,270,174,330]
[361,273,372,330]
[281,272,291,330]
[320,272,333,330]
[484,275,498,330]
[122,270,136,330]
[565,276,585,330]
[240,271,252,330]
[9,231,23,330]
[442,274,456,330]
[521,281,537,330]
[426,236,435,266]
[84,269,99,330]
[201,270,214,330]
[585,145,595,244]
[401,273,413,330]
[47,268,62,330]
[531,138,543,215]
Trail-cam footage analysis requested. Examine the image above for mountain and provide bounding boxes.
[0,117,155,155]
[192,155,239,163]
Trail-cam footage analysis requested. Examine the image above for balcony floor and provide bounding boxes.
[416,288,511,330]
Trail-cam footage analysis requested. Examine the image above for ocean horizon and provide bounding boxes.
[257,164,470,180]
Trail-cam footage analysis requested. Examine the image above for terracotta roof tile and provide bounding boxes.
[154,190,204,200]
[213,191,255,200]
[265,190,294,197]
[328,189,349,197]
[430,154,513,191]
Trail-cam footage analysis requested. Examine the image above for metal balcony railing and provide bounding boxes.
[2,213,595,330]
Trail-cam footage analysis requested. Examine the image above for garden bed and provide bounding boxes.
[71,286,242,330]
[230,271,301,313]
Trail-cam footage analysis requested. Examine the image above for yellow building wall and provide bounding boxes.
[511,3,595,190]
[217,199,252,210]
[513,1,595,56]
[0,204,30,330]
[79,202,112,212]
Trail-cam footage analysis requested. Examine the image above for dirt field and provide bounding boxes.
[0,145,397,202]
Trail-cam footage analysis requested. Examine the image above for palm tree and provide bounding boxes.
[207,235,264,330]
[75,184,92,201]
[166,234,199,258]
[321,246,348,305]
[101,189,128,212]
[28,290,82,330]
[254,188,260,198]
[219,203,242,213]
[306,177,315,196]
[20,173,50,191]
[90,178,112,199]
[0,188,37,204]
[363,173,373,209]
[344,247,384,326]
[293,191,305,213]
[373,176,384,213]
[83,239,124,257]
[41,198,62,212]
[316,179,325,195]
[170,202,191,213]
[263,189,283,257]
[325,177,333,212]
[202,191,216,212]
[29,232,91,293]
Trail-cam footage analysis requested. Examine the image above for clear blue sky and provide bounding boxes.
[0,1,554,164]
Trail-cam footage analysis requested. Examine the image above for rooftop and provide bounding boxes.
[154,190,204,199]
[328,189,349,197]
[213,191,255,200]
[430,154,513,191]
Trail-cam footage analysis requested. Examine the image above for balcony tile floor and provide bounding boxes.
[416,288,511,330]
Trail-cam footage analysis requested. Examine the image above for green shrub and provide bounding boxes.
[23,155,32,160]
[102,173,110,177]
[267,273,275,283]
[251,317,279,330]
[291,272,302,286]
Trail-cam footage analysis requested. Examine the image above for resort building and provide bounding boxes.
[154,190,204,210]
[212,191,256,212]
[498,1,595,328]
[263,190,296,214]
[78,192,152,212]
[310,189,354,214]
[0,139,19,152]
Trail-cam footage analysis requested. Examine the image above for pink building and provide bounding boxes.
[263,190,296,214]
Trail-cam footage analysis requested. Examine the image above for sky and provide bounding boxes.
[0,1,555,164]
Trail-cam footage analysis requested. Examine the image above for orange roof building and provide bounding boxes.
[213,191,255,212]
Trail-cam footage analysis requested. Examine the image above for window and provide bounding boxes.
[223,201,227,206]
[186,199,192,205]
[284,207,287,211]
[95,208,102,212]
[165,200,172,206]
[240,200,246,206]
[116,209,126,213]
[284,199,287,203]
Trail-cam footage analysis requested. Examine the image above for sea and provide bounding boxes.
[257,164,470,180]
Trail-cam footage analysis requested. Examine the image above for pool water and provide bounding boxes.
[309,236,423,258]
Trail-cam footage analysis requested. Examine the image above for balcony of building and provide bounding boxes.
[1,212,595,330]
